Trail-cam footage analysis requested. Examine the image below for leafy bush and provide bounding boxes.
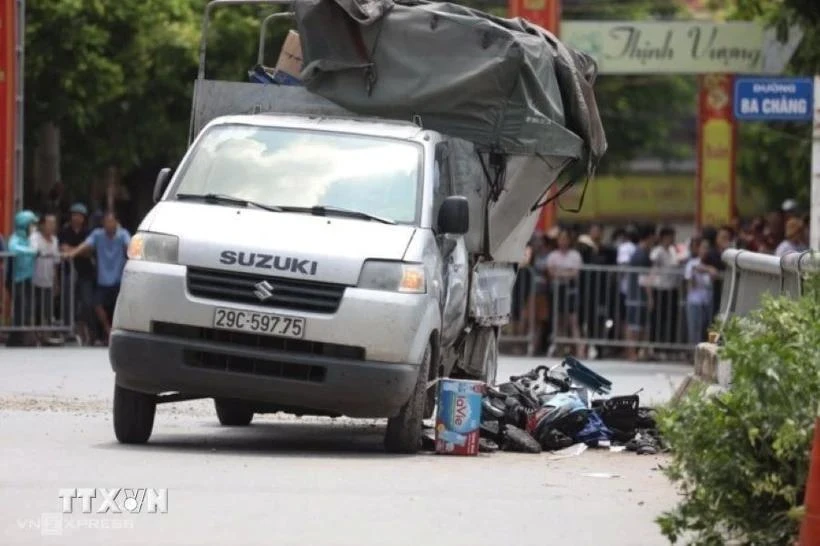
[657,275,820,545]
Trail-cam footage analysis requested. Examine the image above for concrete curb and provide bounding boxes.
[693,342,732,388]
[672,343,732,404]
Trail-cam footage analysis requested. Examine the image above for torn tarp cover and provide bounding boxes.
[293,0,607,178]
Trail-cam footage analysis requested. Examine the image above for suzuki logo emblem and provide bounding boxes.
[253,281,275,302]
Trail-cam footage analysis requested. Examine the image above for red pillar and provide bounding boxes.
[0,0,16,236]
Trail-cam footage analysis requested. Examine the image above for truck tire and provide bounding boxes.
[214,399,254,426]
[113,384,156,444]
[385,343,432,454]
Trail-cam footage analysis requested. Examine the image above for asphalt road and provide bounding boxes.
[1,348,690,546]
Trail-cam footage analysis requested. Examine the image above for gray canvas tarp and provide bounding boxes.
[293,0,607,179]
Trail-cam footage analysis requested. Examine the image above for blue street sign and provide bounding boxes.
[734,77,814,122]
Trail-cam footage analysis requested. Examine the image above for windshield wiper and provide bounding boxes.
[278,205,396,225]
[176,193,282,213]
[177,194,395,224]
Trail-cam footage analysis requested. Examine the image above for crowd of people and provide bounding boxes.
[0,192,812,356]
[0,203,131,347]
[508,202,812,361]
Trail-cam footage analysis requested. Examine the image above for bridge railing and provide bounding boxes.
[718,249,818,323]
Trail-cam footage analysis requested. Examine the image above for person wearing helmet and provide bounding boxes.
[59,203,95,344]
[6,210,40,346]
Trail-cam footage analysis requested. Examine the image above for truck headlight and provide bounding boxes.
[127,232,179,264]
[358,261,426,294]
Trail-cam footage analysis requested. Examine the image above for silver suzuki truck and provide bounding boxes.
[109,0,603,453]
[111,112,505,453]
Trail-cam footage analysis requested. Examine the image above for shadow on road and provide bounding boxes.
[93,421,421,460]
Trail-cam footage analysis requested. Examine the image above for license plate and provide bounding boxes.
[212,308,306,339]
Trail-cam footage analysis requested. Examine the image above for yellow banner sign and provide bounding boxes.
[699,120,734,226]
[556,175,695,222]
[697,74,736,228]
[562,21,795,74]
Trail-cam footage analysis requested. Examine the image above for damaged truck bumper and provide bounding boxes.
[110,331,419,418]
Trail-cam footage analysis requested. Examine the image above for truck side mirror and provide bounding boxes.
[437,196,469,235]
[153,168,172,203]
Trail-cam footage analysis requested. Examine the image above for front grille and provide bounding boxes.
[153,322,365,360]
[186,267,346,313]
[183,350,326,383]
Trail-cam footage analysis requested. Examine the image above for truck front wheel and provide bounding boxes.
[385,343,432,454]
[113,384,157,444]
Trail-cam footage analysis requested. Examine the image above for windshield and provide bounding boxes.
[171,124,422,224]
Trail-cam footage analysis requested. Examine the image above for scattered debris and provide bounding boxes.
[477,357,666,456]
[627,431,662,455]
[498,424,542,454]
[478,439,499,453]
[418,357,666,458]
[581,473,620,479]
[546,443,588,460]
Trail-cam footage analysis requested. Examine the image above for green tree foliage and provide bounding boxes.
[728,0,820,209]
[24,0,288,191]
[26,0,193,184]
[658,274,820,545]
[23,0,702,202]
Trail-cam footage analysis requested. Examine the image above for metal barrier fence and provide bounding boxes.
[501,263,723,358]
[718,249,818,322]
[1,251,76,343]
[503,266,540,356]
[501,250,818,358]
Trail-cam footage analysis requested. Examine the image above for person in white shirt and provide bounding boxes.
[617,230,638,277]
[29,213,61,331]
[684,238,719,344]
[649,227,682,348]
[616,226,638,355]
[546,229,586,358]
